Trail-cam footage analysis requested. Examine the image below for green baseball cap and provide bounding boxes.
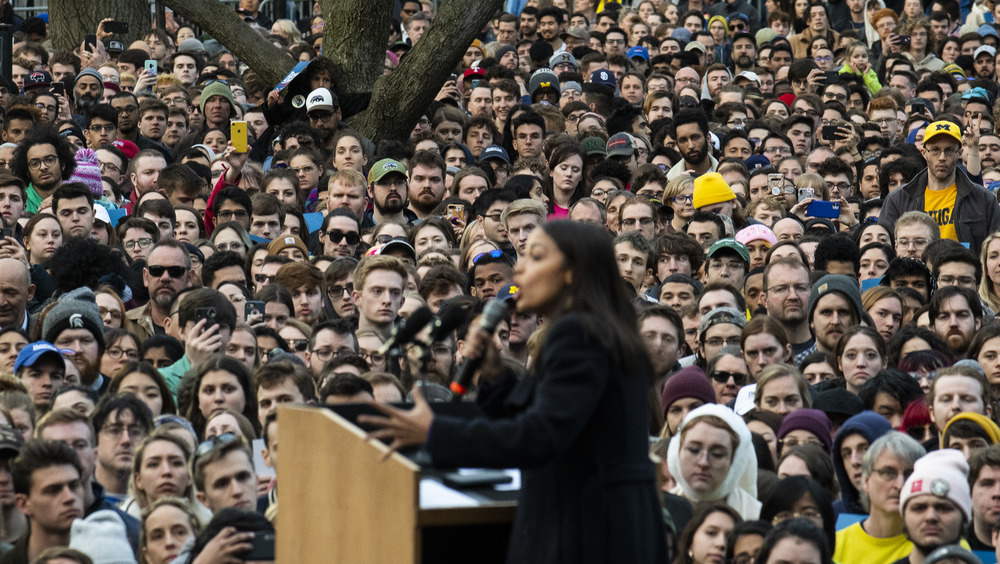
[581,137,607,157]
[707,238,750,265]
[367,158,407,184]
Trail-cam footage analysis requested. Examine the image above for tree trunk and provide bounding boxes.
[49,0,150,53]
[161,0,296,86]
[322,0,392,94]
[348,0,505,142]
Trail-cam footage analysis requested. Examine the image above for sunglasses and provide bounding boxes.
[193,432,241,463]
[147,265,188,278]
[710,371,749,386]
[288,339,309,352]
[729,24,746,31]
[255,274,276,284]
[473,249,505,265]
[326,229,360,245]
[375,234,407,245]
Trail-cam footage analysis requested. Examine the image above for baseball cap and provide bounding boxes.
[627,46,649,61]
[684,41,707,54]
[975,45,997,59]
[462,67,486,80]
[379,240,417,262]
[606,133,635,157]
[24,70,51,92]
[479,145,510,164]
[14,341,64,373]
[922,120,962,145]
[93,205,111,226]
[306,87,335,113]
[367,158,407,184]
[581,137,607,157]
[0,425,21,457]
[590,69,615,88]
[560,26,591,41]
[734,71,761,86]
[707,238,750,265]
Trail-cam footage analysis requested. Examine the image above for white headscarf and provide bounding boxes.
[667,403,758,503]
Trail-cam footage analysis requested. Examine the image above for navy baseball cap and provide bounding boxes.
[479,145,510,164]
[591,69,616,88]
[14,341,64,373]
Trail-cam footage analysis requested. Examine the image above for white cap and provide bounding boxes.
[93,205,110,226]
[975,45,997,59]
[306,87,334,112]
[735,71,761,86]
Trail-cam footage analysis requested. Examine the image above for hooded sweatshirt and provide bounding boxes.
[832,410,893,514]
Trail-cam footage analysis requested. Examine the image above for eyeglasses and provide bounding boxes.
[767,283,810,295]
[763,146,792,156]
[326,230,360,245]
[606,39,625,45]
[99,307,123,323]
[217,209,249,220]
[772,509,822,524]
[147,265,188,278]
[101,423,148,440]
[873,465,913,482]
[705,336,742,348]
[814,56,832,63]
[115,105,138,114]
[329,283,354,296]
[872,118,897,125]
[926,147,960,158]
[897,238,928,249]
[99,161,122,174]
[88,123,117,133]
[124,238,153,250]
[672,194,694,204]
[828,182,852,192]
[27,155,58,170]
[360,349,386,365]
[194,432,241,462]
[309,110,336,121]
[710,370,749,385]
[106,346,139,360]
[473,249,504,264]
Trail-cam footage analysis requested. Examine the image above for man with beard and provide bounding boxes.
[894,449,971,564]
[41,287,109,394]
[806,274,862,356]
[13,129,76,214]
[979,133,1000,170]
[125,240,194,342]
[200,80,236,132]
[930,286,982,360]
[72,68,103,116]
[406,150,446,220]
[364,159,416,228]
[667,110,718,179]
[306,88,340,152]
[974,46,996,79]
[968,447,1000,551]
[732,33,757,74]
[89,394,153,505]
[639,306,682,390]
[519,7,540,42]
[881,121,1000,252]
[764,258,816,362]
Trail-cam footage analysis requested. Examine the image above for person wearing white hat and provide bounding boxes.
[894,449,973,564]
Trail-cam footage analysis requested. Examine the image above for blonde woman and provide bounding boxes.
[661,174,695,232]
[979,231,1000,314]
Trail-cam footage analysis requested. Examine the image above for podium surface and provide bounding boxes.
[277,404,516,563]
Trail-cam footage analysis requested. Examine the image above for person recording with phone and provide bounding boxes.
[361,221,668,563]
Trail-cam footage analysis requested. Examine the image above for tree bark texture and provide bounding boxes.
[348,0,505,141]
[50,0,150,52]
[321,0,393,94]
[161,0,296,87]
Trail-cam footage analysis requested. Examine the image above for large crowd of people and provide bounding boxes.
[0,0,999,561]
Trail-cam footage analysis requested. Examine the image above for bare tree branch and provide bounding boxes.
[161,0,296,86]
[349,0,504,141]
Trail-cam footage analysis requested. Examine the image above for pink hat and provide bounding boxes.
[736,224,777,246]
[900,449,972,520]
[68,148,103,198]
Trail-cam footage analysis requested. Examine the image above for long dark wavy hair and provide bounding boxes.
[536,221,652,379]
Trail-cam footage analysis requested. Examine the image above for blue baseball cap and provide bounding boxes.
[14,341,65,373]
[590,69,616,88]
[497,284,519,302]
[479,145,510,164]
[745,155,770,170]
[627,46,649,61]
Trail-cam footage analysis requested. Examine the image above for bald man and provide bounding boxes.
[0,258,35,332]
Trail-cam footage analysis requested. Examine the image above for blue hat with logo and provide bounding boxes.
[627,46,649,61]
[745,155,770,170]
[590,69,616,88]
[14,341,65,373]
[479,145,510,164]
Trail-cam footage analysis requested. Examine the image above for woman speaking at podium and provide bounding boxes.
[363,221,667,563]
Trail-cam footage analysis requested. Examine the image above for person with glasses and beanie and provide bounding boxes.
[126,240,195,343]
[880,121,1000,253]
[361,222,668,563]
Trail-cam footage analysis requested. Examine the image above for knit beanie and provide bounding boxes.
[200,80,236,116]
[693,172,736,209]
[942,412,1000,445]
[42,287,105,349]
[900,449,972,521]
[807,274,863,324]
[660,365,717,419]
[68,148,103,198]
[777,408,833,453]
[494,44,516,61]
[75,67,103,88]
[69,510,135,564]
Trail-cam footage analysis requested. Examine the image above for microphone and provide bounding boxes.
[450,298,511,397]
[422,303,467,345]
[377,306,435,355]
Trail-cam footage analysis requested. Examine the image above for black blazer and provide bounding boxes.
[428,314,667,564]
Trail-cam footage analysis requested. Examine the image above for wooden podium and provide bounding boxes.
[276,404,517,564]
